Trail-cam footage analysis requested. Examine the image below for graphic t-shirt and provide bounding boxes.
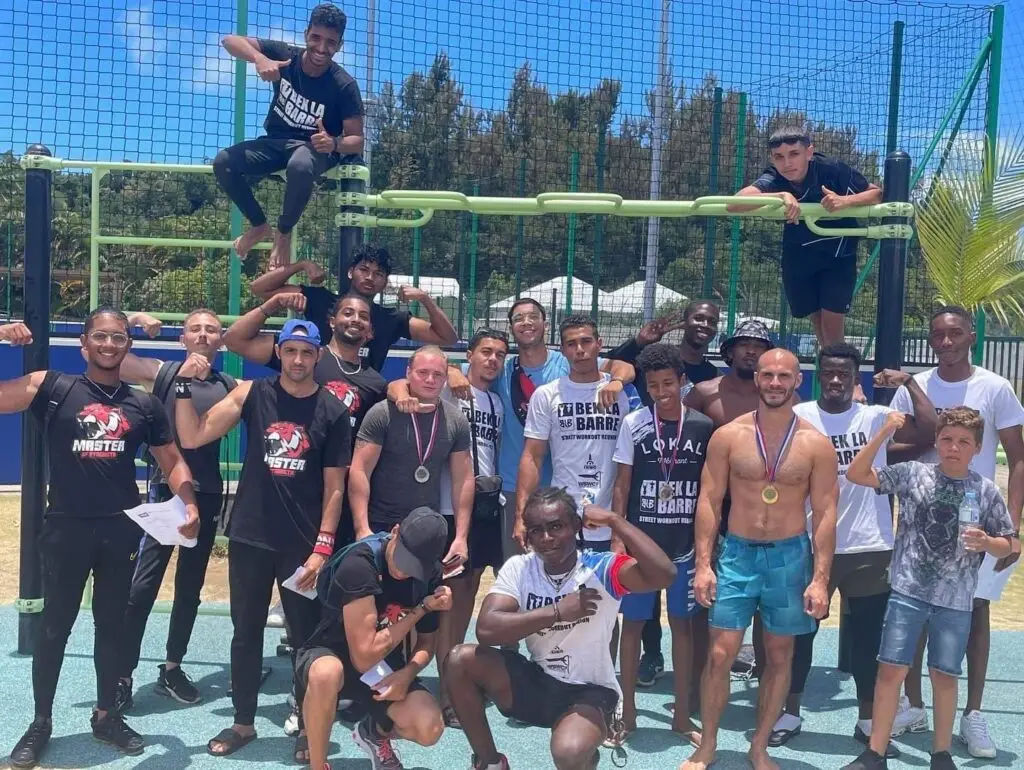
[229,377,352,557]
[890,366,1024,481]
[357,400,472,527]
[877,462,1014,611]
[524,374,630,541]
[257,40,363,142]
[613,406,712,559]
[440,385,504,516]
[793,401,895,554]
[307,539,440,660]
[30,373,173,517]
[490,550,630,695]
[301,286,412,372]
[752,152,871,262]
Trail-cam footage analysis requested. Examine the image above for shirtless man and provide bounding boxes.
[680,349,838,770]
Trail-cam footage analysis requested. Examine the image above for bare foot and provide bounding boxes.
[233,223,271,258]
[679,745,716,770]
[269,230,292,270]
[671,715,702,748]
[747,745,780,770]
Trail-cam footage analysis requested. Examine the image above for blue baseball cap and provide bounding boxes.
[278,318,322,348]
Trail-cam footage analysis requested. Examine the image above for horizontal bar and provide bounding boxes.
[96,235,271,250]
[20,155,369,181]
[131,311,286,327]
[337,210,435,229]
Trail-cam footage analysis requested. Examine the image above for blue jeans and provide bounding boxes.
[877,591,972,676]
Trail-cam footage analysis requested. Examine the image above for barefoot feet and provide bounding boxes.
[233,223,271,259]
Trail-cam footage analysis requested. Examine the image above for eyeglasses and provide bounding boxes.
[511,312,543,325]
[88,331,130,346]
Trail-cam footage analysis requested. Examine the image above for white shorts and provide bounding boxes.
[974,552,1020,602]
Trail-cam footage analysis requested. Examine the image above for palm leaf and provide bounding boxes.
[916,131,1024,326]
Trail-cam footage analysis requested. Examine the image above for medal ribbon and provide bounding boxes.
[753,411,798,485]
[411,410,440,466]
[652,404,686,486]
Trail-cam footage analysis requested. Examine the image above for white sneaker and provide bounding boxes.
[284,701,301,737]
[267,602,286,629]
[958,710,997,758]
[894,695,929,734]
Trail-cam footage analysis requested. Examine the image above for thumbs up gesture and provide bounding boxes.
[820,185,847,213]
[311,118,336,154]
[255,54,290,82]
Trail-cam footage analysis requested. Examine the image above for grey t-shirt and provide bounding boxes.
[358,400,472,527]
[877,461,1014,611]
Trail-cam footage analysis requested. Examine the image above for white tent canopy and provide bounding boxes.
[600,281,686,314]
[490,276,610,314]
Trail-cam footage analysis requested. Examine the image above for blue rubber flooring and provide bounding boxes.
[1,606,1022,769]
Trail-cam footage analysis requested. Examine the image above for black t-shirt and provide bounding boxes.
[615,406,713,559]
[258,40,363,142]
[752,152,871,262]
[152,361,233,493]
[30,373,173,517]
[605,338,719,406]
[307,539,440,659]
[230,377,353,556]
[301,285,412,372]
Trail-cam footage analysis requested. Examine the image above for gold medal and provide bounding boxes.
[761,485,779,505]
[659,483,674,501]
[754,411,798,508]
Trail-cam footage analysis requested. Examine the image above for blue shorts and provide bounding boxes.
[877,591,972,677]
[621,554,697,621]
[709,533,816,637]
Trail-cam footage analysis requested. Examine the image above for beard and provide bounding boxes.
[735,367,756,381]
[758,388,795,408]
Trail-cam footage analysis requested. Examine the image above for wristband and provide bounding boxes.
[314,531,335,556]
[313,543,333,557]
[174,378,192,398]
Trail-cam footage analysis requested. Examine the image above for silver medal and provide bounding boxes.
[414,465,430,484]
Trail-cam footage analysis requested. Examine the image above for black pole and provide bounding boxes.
[18,144,52,655]
[336,156,367,295]
[873,150,912,406]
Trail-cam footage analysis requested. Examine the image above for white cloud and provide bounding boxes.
[120,6,167,70]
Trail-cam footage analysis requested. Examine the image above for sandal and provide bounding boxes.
[294,733,309,764]
[768,720,802,748]
[601,718,632,749]
[442,705,462,730]
[206,727,257,756]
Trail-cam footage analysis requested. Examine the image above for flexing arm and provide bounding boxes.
[585,506,677,592]
[896,376,938,445]
[222,293,306,365]
[176,380,251,448]
[250,260,325,299]
[848,412,905,488]
[400,287,458,346]
[120,310,164,387]
[343,595,433,672]
[348,439,382,540]
[0,370,47,414]
[475,593,560,647]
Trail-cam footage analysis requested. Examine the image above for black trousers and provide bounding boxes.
[121,489,222,677]
[228,540,321,726]
[641,592,663,657]
[33,514,143,718]
[212,137,339,234]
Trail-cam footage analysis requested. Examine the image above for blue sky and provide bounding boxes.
[0,0,1019,169]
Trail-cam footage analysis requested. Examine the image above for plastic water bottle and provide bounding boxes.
[958,489,981,555]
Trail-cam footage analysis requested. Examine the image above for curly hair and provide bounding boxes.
[636,342,685,377]
[937,406,984,445]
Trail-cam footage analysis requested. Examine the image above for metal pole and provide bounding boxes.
[726,92,747,335]
[593,125,607,318]
[337,165,367,295]
[643,0,670,323]
[566,152,579,314]
[469,182,480,332]
[515,157,525,298]
[886,21,905,156]
[457,209,466,338]
[411,227,421,317]
[702,86,723,297]
[873,151,911,406]
[363,0,376,185]
[18,144,52,655]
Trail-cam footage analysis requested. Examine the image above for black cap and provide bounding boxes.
[720,318,774,359]
[392,507,448,583]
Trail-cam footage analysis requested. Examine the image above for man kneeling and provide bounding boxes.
[446,488,677,770]
[297,507,452,770]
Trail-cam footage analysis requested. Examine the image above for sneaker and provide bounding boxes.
[10,717,52,769]
[854,721,900,759]
[353,716,403,769]
[113,678,134,714]
[91,711,144,756]
[267,602,286,629]
[156,664,200,705]
[841,748,887,770]
[284,699,301,737]
[636,652,665,688]
[930,750,957,770]
[894,696,929,733]
[471,754,510,770]
[958,710,997,758]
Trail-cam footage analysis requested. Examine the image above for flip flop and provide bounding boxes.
[442,705,462,730]
[602,719,633,749]
[294,733,309,764]
[768,723,801,747]
[206,727,257,756]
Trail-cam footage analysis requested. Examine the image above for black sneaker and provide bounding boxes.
[636,652,665,688]
[113,678,133,714]
[854,724,901,759]
[930,751,957,770]
[156,664,200,705]
[91,711,144,756]
[10,717,52,769]
[841,748,887,770]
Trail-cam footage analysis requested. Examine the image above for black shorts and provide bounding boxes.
[782,251,856,318]
[495,650,618,729]
[294,645,428,730]
[444,515,504,572]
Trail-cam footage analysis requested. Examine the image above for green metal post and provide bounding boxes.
[457,207,467,338]
[412,227,421,317]
[468,182,480,333]
[6,221,11,317]
[565,151,579,314]
[930,62,985,192]
[515,157,525,298]
[703,87,723,297]
[726,93,747,335]
[593,126,607,318]
[204,248,214,306]
[89,170,106,309]
[886,22,904,155]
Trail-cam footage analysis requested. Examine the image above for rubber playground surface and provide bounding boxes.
[0,607,1021,770]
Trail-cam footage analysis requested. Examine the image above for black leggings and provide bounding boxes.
[641,592,663,656]
[212,137,338,234]
[228,540,321,726]
[33,514,143,718]
[121,490,222,676]
[790,591,890,703]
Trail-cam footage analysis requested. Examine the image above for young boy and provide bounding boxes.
[843,407,1019,770]
[612,343,713,744]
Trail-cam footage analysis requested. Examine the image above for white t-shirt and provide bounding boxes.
[440,385,504,516]
[523,374,631,541]
[793,401,894,554]
[890,367,1024,480]
[489,549,629,695]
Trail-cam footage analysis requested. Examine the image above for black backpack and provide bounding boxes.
[317,532,390,610]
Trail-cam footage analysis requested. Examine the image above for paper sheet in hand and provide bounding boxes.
[124,496,197,548]
[360,661,393,690]
[282,567,317,600]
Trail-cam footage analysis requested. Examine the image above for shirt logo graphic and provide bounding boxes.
[73,403,130,458]
[578,454,602,496]
[263,421,311,476]
[325,380,361,425]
